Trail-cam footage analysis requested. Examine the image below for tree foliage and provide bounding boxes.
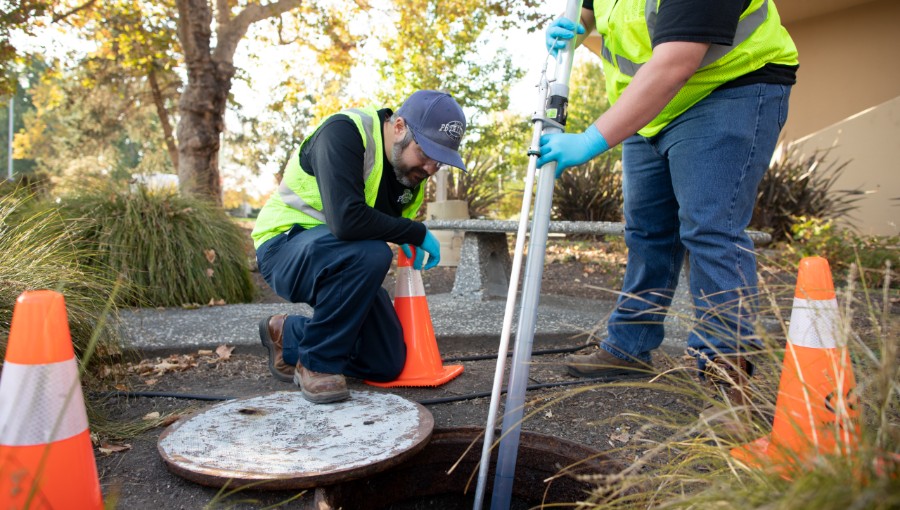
[13,0,549,209]
[16,57,172,192]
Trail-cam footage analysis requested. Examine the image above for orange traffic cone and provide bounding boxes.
[366,247,464,387]
[0,290,103,509]
[732,256,859,472]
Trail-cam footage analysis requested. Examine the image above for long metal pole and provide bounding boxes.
[488,0,580,508]
[471,66,547,510]
[7,98,13,181]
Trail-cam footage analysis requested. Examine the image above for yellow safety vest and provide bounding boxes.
[592,0,798,136]
[252,106,425,249]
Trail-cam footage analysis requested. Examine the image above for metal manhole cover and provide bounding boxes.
[158,390,434,489]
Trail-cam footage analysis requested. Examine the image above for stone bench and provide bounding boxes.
[422,219,772,301]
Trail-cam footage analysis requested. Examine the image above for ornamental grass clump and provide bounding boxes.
[552,153,623,223]
[0,191,124,372]
[752,143,864,242]
[50,185,255,308]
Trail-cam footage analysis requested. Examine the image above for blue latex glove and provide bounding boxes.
[536,124,610,177]
[545,17,585,56]
[401,228,441,270]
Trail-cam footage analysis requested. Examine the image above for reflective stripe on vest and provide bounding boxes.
[277,108,377,223]
[0,359,89,446]
[602,0,770,77]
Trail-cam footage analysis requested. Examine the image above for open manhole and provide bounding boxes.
[315,427,620,509]
[158,390,433,489]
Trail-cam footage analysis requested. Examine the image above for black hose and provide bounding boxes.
[442,344,588,363]
[94,372,648,407]
[93,342,618,406]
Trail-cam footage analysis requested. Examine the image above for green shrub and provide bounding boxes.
[50,185,255,307]
[552,153,623,222]
[784,217,899,288]
[752,144,864,241]
[0,191,123,371]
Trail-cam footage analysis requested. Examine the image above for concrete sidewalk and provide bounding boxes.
[119,293,692,357]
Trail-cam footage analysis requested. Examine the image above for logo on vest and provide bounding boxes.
[398,189,414,205]
[439,121,464,141]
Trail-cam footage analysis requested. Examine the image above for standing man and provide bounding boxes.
[539,0,797,422]
[252,90,467,404]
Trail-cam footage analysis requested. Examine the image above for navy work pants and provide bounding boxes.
[255,225,405,381]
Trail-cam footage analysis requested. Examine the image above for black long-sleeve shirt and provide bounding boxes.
[298,108,427,246]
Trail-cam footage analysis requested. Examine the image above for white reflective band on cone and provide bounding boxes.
[0,359,89,446]
[787,297,840,349]
[394,267,426,298]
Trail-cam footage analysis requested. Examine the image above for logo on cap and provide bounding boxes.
[439,121,464,141]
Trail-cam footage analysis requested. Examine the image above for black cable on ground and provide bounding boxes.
[92,342,622,406]
[442,344,589,363]
[97,390,235,402]
[94,372,650,407]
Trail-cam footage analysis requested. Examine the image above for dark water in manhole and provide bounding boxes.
[318,428,619,510]
[386,493,532,509]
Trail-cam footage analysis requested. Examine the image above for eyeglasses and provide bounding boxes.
[409,131,441,174]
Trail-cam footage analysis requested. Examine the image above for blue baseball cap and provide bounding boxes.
[396,90,467,172]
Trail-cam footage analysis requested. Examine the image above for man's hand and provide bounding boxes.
[401,229,441,270]
[545,17,584,56]
[537,124,610,177]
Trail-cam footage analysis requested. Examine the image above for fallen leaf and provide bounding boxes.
[197,349,213,355]
[144,378,158,386]
[153,360,181,374]
[204,249,217,264]
[610,428,631,444]
[206,268,214,278]
[216,344,235,360]
[544,410,553,419]
[143,411,161,421]
[99,443,132,455]
[207,298,226,306]
[181,302,201,309]
[159,414,181,427]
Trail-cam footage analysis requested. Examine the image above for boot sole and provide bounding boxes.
[292,371,350,404]
[258,317,294,383]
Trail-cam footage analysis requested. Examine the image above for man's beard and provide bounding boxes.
[391,140,419,188]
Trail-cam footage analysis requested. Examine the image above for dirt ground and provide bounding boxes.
[91,237,787,509]
[88,235,680,508]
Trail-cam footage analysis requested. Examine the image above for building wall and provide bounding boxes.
[780,0,900,138]
[791,96,900,236]
[781,0,900,236]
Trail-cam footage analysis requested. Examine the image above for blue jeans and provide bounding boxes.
[603,83,791,370]
[256,225,406,381]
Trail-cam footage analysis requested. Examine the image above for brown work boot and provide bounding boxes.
[698,356,757,440]
[294,365,350,404]
[258,314,294,382]
[565,347,653,378]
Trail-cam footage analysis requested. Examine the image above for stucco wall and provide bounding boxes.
[781,0,900,138]
[791,96,900,236]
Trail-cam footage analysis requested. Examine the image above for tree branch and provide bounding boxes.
[148,67,179,170]
[51,0,98,23]
[175,0,213,66]
[215,0,230,28]
[214,0,302,62]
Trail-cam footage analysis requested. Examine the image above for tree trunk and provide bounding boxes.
[175,65,231,205]
[174,0,225,204]
[174,0,302,205]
